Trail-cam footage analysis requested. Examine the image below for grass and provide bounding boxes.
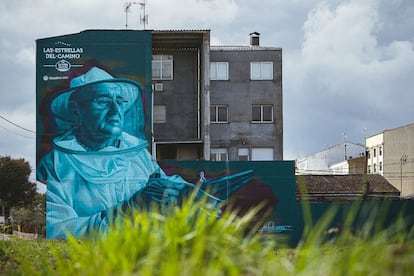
[1,198,414,275]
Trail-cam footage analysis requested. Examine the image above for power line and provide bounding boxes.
[0,114,35,133]
[0,124,34,140]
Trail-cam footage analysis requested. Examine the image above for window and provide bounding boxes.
[379,146,382,156]
[368,165,371,174]
[210,62,229,80]
[252,105,273,122]
[373,148,376,158]
[210,148,228,161]
[368,151,371,159]
[374,163,377,173]
[152,55,173,80]
[250,62,273,80]
[379,161,383,171]
[210,105,228,123]
[251,148,273,160]
[238,148,249,161]
[153,105,166,123]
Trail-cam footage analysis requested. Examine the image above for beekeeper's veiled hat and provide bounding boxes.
[50,67,142,129]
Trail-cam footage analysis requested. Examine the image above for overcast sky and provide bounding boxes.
[1,0,413,190]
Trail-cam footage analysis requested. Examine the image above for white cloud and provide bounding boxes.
[302,1,380,64]
[147,0,239,29]
[283,0,414,159]
[1,0,414,166]
[15,47,35,68]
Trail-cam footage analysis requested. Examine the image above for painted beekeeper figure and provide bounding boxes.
[37,67,253,239]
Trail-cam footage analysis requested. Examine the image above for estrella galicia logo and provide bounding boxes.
[55,60,71,72]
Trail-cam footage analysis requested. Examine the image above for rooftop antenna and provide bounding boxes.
[124,2,133,29]
[124,1,148,30]
[139,1,148,30]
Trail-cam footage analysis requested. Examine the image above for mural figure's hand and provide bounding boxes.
[142,172,186,205]
[185,169,255,210]
[128,169,254,215]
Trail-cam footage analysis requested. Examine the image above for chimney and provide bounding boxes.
[249,32,260,46]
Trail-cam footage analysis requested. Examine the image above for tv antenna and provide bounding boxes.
[124,1,148,29]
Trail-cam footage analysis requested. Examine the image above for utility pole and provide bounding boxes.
[342,132,347,160]
[400,154,408,196]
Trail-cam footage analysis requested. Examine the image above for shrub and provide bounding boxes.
[1,199,413,275]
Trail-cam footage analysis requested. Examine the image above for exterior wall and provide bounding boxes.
[209,47,283,160]
[366,133,384,175]
[151,32,284,162]
[328,160,349,175]
[382,123,414,197]
[328,156,367,175]
[153,49,200,140]
[152,31,210,160]
[296,142,365,175]
[348,156,367,174]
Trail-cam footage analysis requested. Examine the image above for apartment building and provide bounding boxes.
[152,31,283,161]
[366,133,384,175]
[366,123,414,197]
[152,30,210,160]
[209,32,283,161]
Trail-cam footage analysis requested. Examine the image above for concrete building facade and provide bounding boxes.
[152,31,283,161]
[152,30,210,160]
[367,123,414,197]
[366,133,384,176]
[209,33,283,161]
[328,156,367,175]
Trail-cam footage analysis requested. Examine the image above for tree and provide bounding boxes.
[11,193,46,235]
[0,156,37,218]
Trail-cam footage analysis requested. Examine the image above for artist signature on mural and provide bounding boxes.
[258,221,293,233]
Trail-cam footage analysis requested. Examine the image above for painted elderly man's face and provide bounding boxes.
[74,83,130,139]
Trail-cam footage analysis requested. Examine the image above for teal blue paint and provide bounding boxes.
[36,30,153,162]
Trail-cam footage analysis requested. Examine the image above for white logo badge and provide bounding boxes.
[55,60,71,72]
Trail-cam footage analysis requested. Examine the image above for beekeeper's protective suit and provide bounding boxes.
[37,67,253,239]
[37,67,188,239]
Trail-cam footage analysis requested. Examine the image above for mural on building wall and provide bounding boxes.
[158,161,296,236]
[36,30,295,239]
[36,31,157,238]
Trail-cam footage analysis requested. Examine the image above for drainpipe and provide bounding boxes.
[202,32,211,160]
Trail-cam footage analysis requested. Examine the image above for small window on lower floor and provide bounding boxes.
[238,148,249,161]
[210,148,228,161]
[210,105,228,123]
[251,148,273,161]
[252,105,273,123]
[153,105,166,123]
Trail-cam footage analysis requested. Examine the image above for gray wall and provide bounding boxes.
[153,49,200,141]
[383,123,414,196]
[210,48,283,160]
